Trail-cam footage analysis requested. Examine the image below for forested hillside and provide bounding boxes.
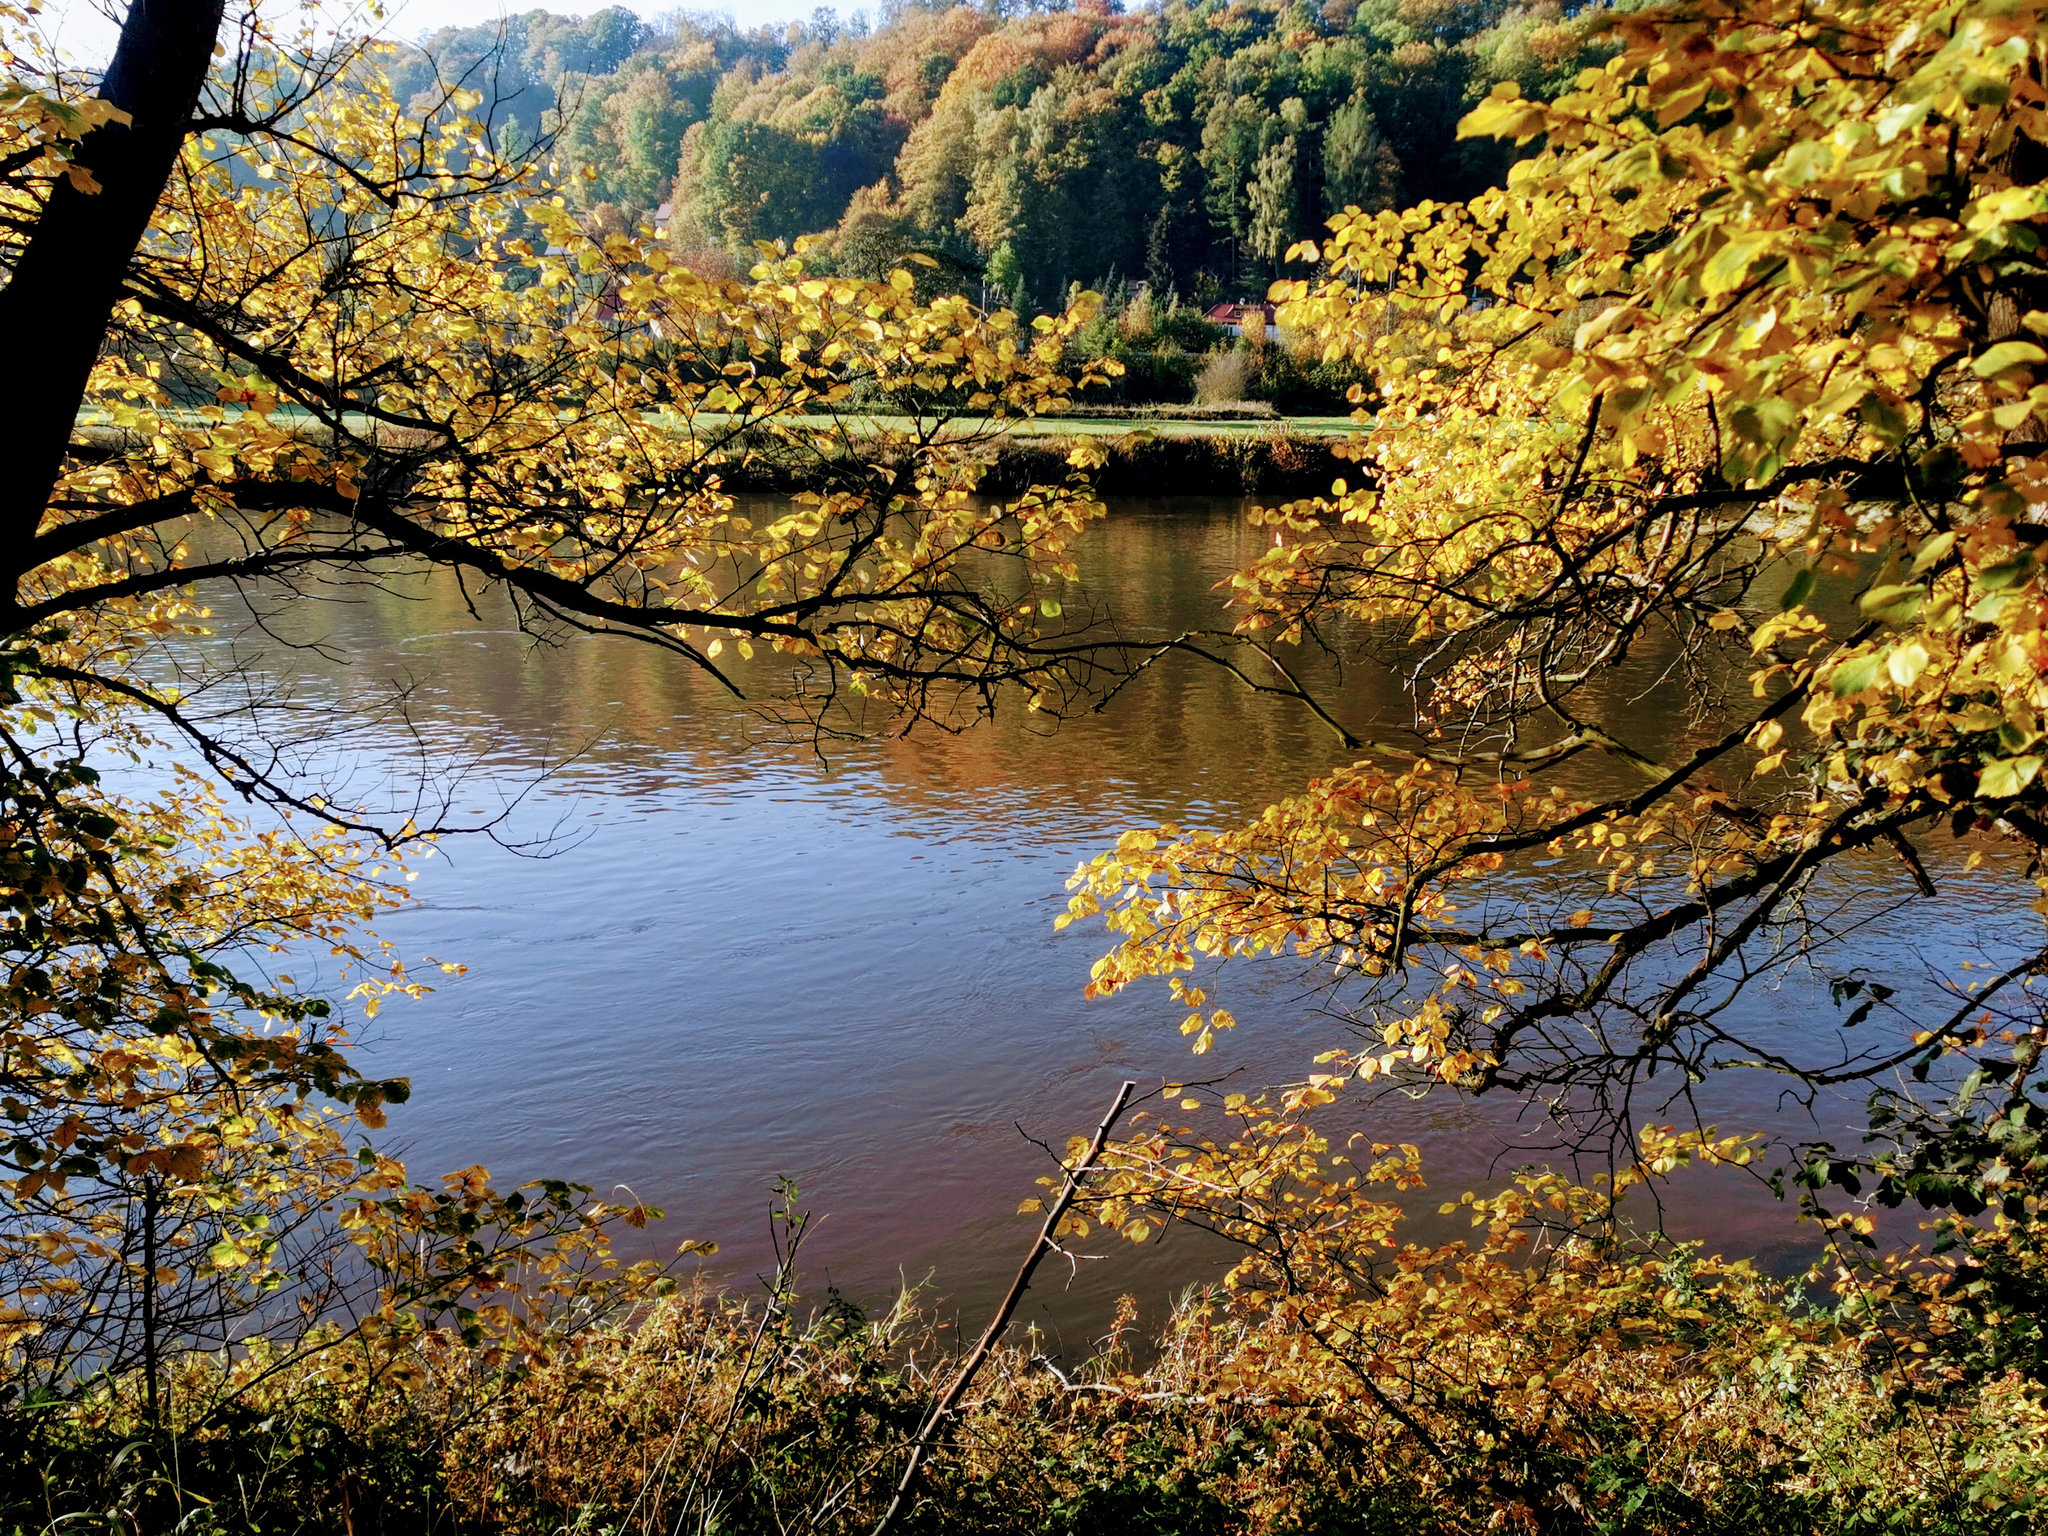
[395,0,1609,306]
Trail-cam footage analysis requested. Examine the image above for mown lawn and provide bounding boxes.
[76,405,1362,440]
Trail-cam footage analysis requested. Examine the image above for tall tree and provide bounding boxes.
[1322,94,1399,213]
[0,0,226,568]
[1245,132,1298,266]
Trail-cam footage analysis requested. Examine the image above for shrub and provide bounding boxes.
[1194,348,1248,405]
[14,1163,2048,1535]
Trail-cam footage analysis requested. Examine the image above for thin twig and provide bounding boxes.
[869,1080,1137,1536]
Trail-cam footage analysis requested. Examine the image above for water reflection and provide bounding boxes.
[144,498,2024,1341]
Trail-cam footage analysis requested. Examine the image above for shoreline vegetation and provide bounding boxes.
[75,413,1363,497]
[10,1181,2043,1535]
[730,419,1358,496]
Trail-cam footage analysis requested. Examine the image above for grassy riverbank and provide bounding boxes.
[11,1235,2043,1536]
[713,420,1357,497]
[74,408,1361,499]
[698,411,1362,440]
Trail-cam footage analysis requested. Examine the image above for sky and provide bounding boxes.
[36,0,849,67]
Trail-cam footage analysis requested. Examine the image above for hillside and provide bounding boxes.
[391,0,1613,308]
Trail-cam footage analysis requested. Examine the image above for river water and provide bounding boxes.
[155,496,2028,1345]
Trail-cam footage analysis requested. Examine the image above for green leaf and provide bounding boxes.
[1780,567,1817,611]
[1971,589,2019,622]
[1830,652,1885,696]
[1961,73,2012,109]
[209,1239,251,1269]
[1857,392,1911,446]
[1858,583,1925,624]
[1732,395,1799,446]
[1975,555,2036,591]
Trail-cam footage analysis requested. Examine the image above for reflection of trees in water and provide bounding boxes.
[178,503,1399,833]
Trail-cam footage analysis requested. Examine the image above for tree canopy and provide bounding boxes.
[1058,0,2048,1395]
[384,1,1611,306]
[10,0,2048,1525]
[0,0,1134,1406]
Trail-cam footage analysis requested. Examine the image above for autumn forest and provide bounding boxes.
[392,0,1575,301]
[4,0,2048,1531]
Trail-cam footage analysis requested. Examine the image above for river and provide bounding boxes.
[152,495,2027,1347]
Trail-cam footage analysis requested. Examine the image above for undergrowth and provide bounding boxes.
[6,1255,2043,1535]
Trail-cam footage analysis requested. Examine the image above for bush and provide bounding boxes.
[14,1163,2048,1535]
[1242,333,1373,414]
[1194,348,1248,405]
[1103,345,1203,403]
[1061,288,1227,405]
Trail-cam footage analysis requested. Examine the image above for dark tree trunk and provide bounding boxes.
[0,0,225,594]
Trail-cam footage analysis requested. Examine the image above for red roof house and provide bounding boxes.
[1203,301,1280,336]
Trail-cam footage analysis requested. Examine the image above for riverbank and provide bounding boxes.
[73,411,1362,500]
[717,420,1358,497]
[12,1246,2041,1536]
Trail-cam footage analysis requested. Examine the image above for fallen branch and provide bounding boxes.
[869,1078,1138,1536]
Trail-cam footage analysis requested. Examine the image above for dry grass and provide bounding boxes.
[12,1250,2043,1536]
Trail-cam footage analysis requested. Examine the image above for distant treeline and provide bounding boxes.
[387,0,1615,308]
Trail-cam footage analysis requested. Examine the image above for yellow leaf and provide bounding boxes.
[1980,756,2043,798]
[1974,340,2048,377]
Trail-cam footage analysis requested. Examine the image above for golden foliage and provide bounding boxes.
[1059,4,2048,1485]
[0,1,1120,1416]
[1073,0,2048,1138]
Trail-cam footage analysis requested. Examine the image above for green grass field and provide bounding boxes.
[649,408,1363,440]
[80,406,1365,441]
[989,412,1360,438]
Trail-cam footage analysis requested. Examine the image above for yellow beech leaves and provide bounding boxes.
[0,679,673,1391]
[1066,0,2048,1305]
[1261,0,2048,809]
[10,24,1125,750]
[0,6,1119,1401]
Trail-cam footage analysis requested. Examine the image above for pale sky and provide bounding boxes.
[36,0,847,67]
